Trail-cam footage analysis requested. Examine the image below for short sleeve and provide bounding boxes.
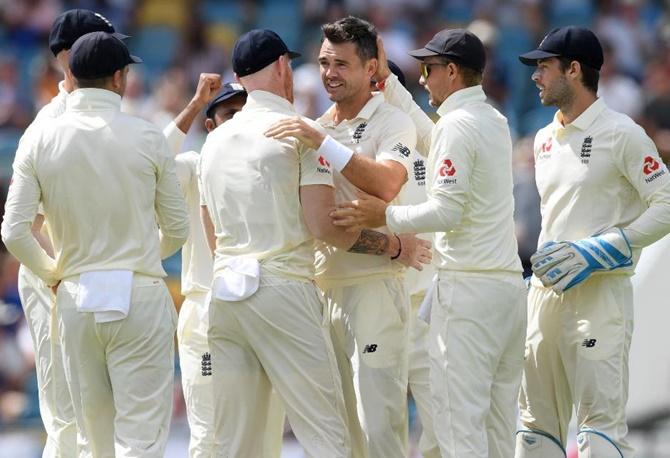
[375,110,417,174]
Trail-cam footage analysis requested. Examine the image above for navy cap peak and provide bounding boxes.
[408,28,486,73]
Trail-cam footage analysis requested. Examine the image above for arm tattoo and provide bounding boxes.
[348,229,389,255]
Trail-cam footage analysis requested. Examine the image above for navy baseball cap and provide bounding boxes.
[409,29,486,73]
[69,32,141,79]
[519,26,604,71]
[232,29,300,77]
[205,82,247,118]
[49,9,117,57]
[387,60,406,88]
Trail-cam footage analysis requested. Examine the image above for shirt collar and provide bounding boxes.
[66,88,121,112]
[554,98,606,131]
[244,90,296,114]
[318,93,385,127]
[436,85,486,117]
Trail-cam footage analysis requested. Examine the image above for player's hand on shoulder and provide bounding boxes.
[264,116,325,150]
[395,233,432,271]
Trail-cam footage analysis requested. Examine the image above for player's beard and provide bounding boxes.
[540,74,573,108]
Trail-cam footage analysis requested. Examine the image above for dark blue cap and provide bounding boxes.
[69,31,141,79]
[49,9,116,56]
[519,26,604,71]
[205,82,247,118]
[387,60,406,88]
[232,29,300,77]
[409,29,485,72]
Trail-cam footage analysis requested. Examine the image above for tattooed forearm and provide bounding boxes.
[347,229,389,255]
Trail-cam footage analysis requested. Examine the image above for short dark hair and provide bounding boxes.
[321,16,378,63]
[558,57,599,93]
[73,75,114,89]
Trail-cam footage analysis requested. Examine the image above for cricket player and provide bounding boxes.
[168,83,286,457]
[15,10,219,456]
[516,27,670,457]
[2,31,189,457]
[199,28,430,458]
[331,29,527,457]
[265,17,420,458]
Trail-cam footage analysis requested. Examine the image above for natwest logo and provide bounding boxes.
[643,155,660,175]
[318,156,330,167]
[439,159,456,177]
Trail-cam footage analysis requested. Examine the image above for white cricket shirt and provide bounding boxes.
[533,98,670,270]
[175,151,212,295]
[315,93,417,286]
[1,88,189,284]
[199,90,334,281]
[386,85,522,273]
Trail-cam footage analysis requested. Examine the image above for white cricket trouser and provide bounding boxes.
[208,274,350,458]
[56,274,177,458]
[408,292,439,458]
[18,265,76,457]
[322,276,410,458]
[430,270,527,458]
[517,275,635,457]
[178,291,286,457]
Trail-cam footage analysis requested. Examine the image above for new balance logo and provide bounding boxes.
[582,339,597,348]
[362,344,378,354]
[201,352,212,376]
[391,142,411,158]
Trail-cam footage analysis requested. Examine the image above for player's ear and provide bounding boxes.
[204,118,216,132]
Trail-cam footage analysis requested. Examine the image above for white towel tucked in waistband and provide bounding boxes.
[76,270,133,323]
[418,273,438,324]
[213,257,260,302]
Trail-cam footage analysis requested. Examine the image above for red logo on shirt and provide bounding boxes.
[643,156,660,175]
[540,138,552,153]
[439,159,456,177]
[318,156,330,167]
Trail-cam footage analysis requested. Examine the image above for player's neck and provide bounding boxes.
[333,91,372,125]
[558,91,597,126]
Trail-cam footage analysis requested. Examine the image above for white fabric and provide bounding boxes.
[199,90,333,281]
[212,257,260,301]
[175,152,213,295]
[385,85,522,274]
[533,98,670,267]
[76,270,133,323]
[514,431,566,458]
[314,93,417,285]
[1,88,189,284]
[518,276,635,457]
[208,274,350,457]
[317,135,354,172]
[163,120,187,155]
[431,270,526,457]
[417,275,436,323]
[381,73,434,156]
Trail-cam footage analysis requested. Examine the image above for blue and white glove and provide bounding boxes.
[530,228,633,293]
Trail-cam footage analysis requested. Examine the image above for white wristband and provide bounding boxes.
[317,135,354,172]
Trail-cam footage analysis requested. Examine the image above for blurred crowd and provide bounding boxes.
[1,0,670,447]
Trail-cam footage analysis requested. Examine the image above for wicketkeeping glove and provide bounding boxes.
[530,228,633,293]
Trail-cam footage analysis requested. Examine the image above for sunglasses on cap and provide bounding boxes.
[419,61,449,79]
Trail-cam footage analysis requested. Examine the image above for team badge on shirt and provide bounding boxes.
[413,159,426,186]
[643,155,666,183]
[436,158,457,184]
[580,136,592,164]
[352,122,367,144]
